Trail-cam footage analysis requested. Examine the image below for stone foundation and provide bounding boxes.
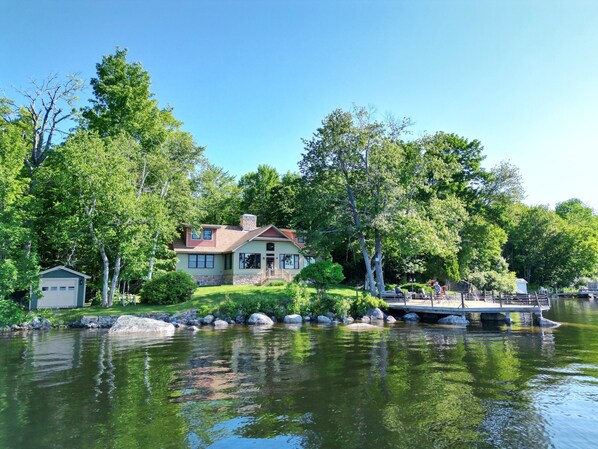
[192,275,224,286]
[231,274,262,286]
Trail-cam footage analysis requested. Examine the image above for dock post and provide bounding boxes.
[431,294,434,307]
[461,292,465,309]
[499,294,503,308]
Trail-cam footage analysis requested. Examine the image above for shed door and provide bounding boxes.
[39,278,78,308]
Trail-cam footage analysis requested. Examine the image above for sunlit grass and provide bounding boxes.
[55,283,360,322]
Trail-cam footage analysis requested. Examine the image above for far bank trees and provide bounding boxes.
[298,108,467,296]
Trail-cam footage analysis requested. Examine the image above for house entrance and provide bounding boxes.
[266,255,275,276]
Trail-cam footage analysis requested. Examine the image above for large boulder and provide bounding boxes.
[213,319,229,328]
[534,315,560,328]
[386,315,396,323]
[317,315,332,324]
[437,315,469,326]
[342,316,355,324]
[283,314,303,324]
[346,323,382,331]
[109,315,175,334]
[402,313,420,322]
[202,314,214,325]
[247,313,274,326]
[367,308,385,320]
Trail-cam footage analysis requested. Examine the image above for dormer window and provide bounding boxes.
[191,229,213,240]
[297,236,305,244]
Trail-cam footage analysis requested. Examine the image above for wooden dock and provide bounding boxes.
[381,292,551,317]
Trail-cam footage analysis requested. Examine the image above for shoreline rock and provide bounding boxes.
[247,313,274,326]
[109,315,175,334]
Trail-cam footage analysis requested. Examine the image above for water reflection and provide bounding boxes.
[1,300,598,448]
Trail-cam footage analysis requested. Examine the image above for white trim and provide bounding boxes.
[39,265,91,279]
[230,225,301,252]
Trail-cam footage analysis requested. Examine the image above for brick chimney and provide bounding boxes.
[240,214,257,231]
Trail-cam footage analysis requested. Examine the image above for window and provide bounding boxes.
[59,286,67,291]
[297,236,305,244]
[191,229,213,240]
[239,253,261,269]
[224,253,232,270]
[68,286,75,291]
[304,256,316,267]
[188,254,215,269]
[50,287,58,292]
[266,242,275,251]
[42,286,48,292]
[280,254,300,270]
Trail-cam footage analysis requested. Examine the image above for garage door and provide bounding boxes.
[38,278,78,308]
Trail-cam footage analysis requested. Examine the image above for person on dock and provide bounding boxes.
[394,285,404,299]
[434,281,442,299]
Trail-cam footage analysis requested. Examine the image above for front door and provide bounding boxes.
[266,255,275,276]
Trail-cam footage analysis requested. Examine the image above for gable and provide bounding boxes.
[41,268,83,280]
[260,227,289,238]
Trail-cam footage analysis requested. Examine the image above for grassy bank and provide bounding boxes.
[56,284,361,323]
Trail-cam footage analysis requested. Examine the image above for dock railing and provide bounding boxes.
[461,291,550,307]
[380,290,550,309]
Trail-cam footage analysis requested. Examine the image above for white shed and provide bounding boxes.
[516,278,528,294]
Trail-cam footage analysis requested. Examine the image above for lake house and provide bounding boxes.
[173,214,314,286]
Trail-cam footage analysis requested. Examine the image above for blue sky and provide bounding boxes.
[2,0,597,211]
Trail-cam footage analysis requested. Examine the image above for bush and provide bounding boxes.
[217,294,288,321]
[265,280,286,287]
[295,260,344,300]
[0,299,27,327]
[140,271,197,305]
[349,292,388,318]
[285,281,312,316]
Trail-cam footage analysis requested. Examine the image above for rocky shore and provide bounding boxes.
[1,308,559,333]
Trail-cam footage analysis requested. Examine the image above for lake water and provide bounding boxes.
[2,300,598,448]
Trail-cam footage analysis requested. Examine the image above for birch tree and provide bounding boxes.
[299,108,466,295]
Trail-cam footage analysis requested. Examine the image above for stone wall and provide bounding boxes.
[231,274,262,286]
[192,275,224,286]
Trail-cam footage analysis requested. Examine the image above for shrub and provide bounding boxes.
[285,281,312,316]
[0,299,27,327]
[295,260,344,300]
[265,280,286,287]
[140,271,197,305]
[349,292,388,318]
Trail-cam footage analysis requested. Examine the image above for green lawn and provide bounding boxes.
[55,284,360,322]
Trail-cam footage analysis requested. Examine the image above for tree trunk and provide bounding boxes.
[99,244,110,307]
[373,233,385,295]
[357,235,376,296]
[108,255,122,307]
[147,232,159,280]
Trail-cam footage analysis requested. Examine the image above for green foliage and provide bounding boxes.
[507,203,598,287]
[399,283,433,294]
[284,281,312,316]
[265,280,286,287]
[349,292,388,318]
[0,104,39,300]
[295,260,345,300]
[0,299,27,327]
[468,270,517,293]
[140,271,197,305]
[217,294,288,321]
